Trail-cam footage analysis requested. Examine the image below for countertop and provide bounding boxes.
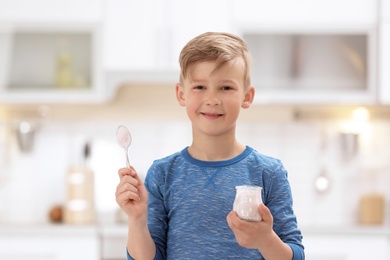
[1,223,390,237]
[302,225,390,236]
[0,224,99,237]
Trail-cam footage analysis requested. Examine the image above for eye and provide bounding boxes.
[221,86,233,91]
[193,85,205,90]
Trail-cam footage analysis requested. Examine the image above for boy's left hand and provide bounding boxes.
[226,203,274,250]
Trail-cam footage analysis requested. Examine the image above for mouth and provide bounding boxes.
[201,112,224,119]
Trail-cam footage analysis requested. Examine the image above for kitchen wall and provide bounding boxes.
[1,84,390,228]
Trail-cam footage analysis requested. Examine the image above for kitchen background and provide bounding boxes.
[1,0,390,259]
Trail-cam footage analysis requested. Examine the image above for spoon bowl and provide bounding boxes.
[116,125,132,168]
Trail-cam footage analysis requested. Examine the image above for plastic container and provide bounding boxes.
[233,185,263,222]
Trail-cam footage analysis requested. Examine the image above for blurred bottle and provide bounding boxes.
[55,52,75,88]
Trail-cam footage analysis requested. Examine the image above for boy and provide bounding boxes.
[115,32,304,259]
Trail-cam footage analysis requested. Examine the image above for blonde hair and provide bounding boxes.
[179,32,251,86]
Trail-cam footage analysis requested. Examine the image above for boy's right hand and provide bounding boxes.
[115,166,148,221]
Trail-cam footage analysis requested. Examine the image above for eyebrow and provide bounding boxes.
[190,79,238,85]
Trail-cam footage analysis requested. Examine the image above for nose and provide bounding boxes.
[205,90,221,106]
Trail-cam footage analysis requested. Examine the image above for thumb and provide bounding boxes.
[258,203,273,222]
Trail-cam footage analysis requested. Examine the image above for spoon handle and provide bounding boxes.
[125,149,130,168]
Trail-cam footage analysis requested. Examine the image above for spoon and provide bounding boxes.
[116,125,132,168]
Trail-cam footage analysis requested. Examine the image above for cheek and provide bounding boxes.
[226,98,243,116]
[226,96,243,108]
[185,100,198,115]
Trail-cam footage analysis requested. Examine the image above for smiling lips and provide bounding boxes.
[201,112,224,119]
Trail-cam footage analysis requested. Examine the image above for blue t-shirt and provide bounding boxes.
[127,146,304,259]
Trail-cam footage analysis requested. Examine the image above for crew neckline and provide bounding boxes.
[181,146,253,167]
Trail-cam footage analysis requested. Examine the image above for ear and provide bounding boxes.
[242,85,255,109]
[176,83,186,107]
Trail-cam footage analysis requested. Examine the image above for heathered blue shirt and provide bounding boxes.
[127,146,304,259]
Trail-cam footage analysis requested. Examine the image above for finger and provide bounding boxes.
[227,211,244,229]
[130,169,145,187]
[116,190,140,205]
[116,181,139,194]
[116,177,136,194]
[226,211,234,229]
[120,175,139,188]
[118,167,132,179]
[115,183,141,202]
[258,203,273,222]
[118,167,144,186]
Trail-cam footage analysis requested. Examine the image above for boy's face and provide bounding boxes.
[176,58,254,137]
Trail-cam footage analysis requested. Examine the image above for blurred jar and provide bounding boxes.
[359,193,384,225]
[64,167,95,224]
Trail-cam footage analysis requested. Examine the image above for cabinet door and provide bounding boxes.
[231,0,377,30]
[381,0,390,23]
[0,25,105,104]
[0,235,99,260]
[0,0,105,104]
[169,0,230,68]
[0,0,103,24]
[103,0,230,95]
[103,0,161,71]
[304,234,388,260]
[245,31,376,105]
[379,23,390,104]
[103,0,229,71]
[229,0,378,105]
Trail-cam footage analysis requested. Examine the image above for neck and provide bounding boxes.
[188,135,245,161]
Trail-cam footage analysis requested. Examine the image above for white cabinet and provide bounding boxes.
[103,0,177,97]
[379,24,390,104]
[169,0,230,67]
[244,31,376,105]
[103,0,230,95]
[103,0,162,72]
[382,0,390,24]
[231,0,377,30]
[104,0,229,71]
[304,232,389,260]
[379,0,390,104]
[0,0,103,24]
[230,0,378,105]
[99,224,127,260]
[0,1,105,104]
[0,225,100,260]
[0,0,382,104]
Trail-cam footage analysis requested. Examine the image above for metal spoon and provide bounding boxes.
[116,125,132,168]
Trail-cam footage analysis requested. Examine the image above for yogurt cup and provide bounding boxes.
[233,185,263,222]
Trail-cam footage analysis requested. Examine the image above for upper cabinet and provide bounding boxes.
[378,0,390,104]
[103,0,176,97]
[103,0,230,95]
[104,0,379,105]
[0,0,385,105]
[230,0,377,30]
[230,0,378,105]
[0,0,105,104]
[0,0,102,24]
[243,31,375,105]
